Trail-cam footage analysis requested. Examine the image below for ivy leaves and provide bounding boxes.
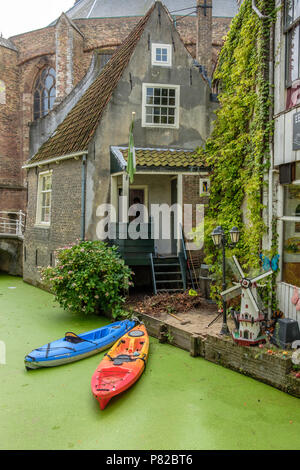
[198,0,276,300]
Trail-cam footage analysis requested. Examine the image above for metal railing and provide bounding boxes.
[0,211,26,237]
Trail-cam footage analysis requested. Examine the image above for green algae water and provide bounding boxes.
[0,274,299,450]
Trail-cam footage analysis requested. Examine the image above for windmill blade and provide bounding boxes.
[233,255,245,279]
[251,269,273,284]
[246,288,260,314]
[221,283,242,301]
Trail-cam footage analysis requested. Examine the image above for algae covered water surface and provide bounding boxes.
[0,275,299,450]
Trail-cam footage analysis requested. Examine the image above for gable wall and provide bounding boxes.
[85,6,213,240]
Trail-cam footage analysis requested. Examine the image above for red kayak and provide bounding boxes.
[91,324,149,410]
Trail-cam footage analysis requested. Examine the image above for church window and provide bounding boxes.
[33,67,56,120]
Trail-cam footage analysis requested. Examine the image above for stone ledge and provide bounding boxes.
[134,311,300,399]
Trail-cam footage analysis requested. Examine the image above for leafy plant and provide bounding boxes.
[41,241,133,318]
[194,0,277,306]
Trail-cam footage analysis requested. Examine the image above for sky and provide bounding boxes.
[1,0,76,38]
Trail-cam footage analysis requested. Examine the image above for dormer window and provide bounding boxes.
[151,44,172,67]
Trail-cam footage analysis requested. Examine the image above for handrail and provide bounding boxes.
[0,210,26,237]
[179,223,195,290]
[179,223,188,262]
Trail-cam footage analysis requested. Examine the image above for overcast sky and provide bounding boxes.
[1,0,76,38]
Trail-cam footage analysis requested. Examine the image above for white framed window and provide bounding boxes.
[36,170,52,226]
[151,43,172,67]
[142,83,180,128]
[0,80,6,105]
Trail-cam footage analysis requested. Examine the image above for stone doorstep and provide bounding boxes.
[132,311,300,399]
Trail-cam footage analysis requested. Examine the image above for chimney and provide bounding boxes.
[196,0,213,77]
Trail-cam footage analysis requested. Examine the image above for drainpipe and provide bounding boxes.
[268,17,275,251]
[251,0,270,19]
[81,154,87,241]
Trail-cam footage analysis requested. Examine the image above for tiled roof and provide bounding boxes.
[112,147,208,169]
[28,3,156,165]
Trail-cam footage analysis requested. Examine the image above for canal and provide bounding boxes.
[0,274,299,450]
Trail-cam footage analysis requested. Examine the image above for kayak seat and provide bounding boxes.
[113,354,140,366]
[64,332,86,344]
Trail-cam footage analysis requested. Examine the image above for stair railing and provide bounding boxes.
[179,224,195,290]
[149,253,157,295]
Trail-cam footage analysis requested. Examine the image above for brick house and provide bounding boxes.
[0,0,237,216]
[22,2,218,290]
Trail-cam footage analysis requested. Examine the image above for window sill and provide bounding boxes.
[142,123,179,129]
[34,224,51,229]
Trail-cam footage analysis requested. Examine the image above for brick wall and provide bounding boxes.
[23,158,82,285]
[183,174,209,262]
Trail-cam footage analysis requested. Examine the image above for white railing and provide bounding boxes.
[277,282,300,328]
[0,211,26,237]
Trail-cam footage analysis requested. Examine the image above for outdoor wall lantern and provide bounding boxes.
[210,225,240,335]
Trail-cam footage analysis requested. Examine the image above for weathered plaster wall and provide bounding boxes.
[85,6,214,242]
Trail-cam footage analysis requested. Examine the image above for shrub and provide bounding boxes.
[41,241,133,318]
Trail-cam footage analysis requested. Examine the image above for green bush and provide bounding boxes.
[41,241,133,318]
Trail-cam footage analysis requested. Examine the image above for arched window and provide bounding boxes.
[33,67,56,120]
[0,80,6,105]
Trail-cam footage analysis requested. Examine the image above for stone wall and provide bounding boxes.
[134,311,300,398]
[0,236,23,276]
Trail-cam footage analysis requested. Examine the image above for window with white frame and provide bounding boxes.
[0,80,6,105]
[285,1,300,87]
[281,162,300,287]
[199,177,210,196]
[151,44,172,67]
[142,84,180,128]
[36,171,52,225]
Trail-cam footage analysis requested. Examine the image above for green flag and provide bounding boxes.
[127,113,136,184]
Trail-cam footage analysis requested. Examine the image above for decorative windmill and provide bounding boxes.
[221,256,273,346]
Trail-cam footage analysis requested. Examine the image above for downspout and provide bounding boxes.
[81,154,87,241]
[252,0,270,19]
[268,15,275,251]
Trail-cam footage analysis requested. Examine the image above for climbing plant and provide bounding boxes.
[196,0,277,302]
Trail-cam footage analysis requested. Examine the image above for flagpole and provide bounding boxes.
[127,111,136,184]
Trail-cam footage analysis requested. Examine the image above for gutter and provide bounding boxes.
[22,151,88,169]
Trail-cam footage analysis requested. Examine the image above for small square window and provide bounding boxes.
[152,44,172,67]
[200,178,210,196]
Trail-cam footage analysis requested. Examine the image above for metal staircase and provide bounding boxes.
[150,254,186,294]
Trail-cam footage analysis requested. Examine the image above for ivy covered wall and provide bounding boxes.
[198,0,277,298]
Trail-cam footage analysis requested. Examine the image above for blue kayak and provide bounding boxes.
[24,319,136,369]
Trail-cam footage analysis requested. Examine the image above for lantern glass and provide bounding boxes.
[230,227,240,245]
[211,227,223,247]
